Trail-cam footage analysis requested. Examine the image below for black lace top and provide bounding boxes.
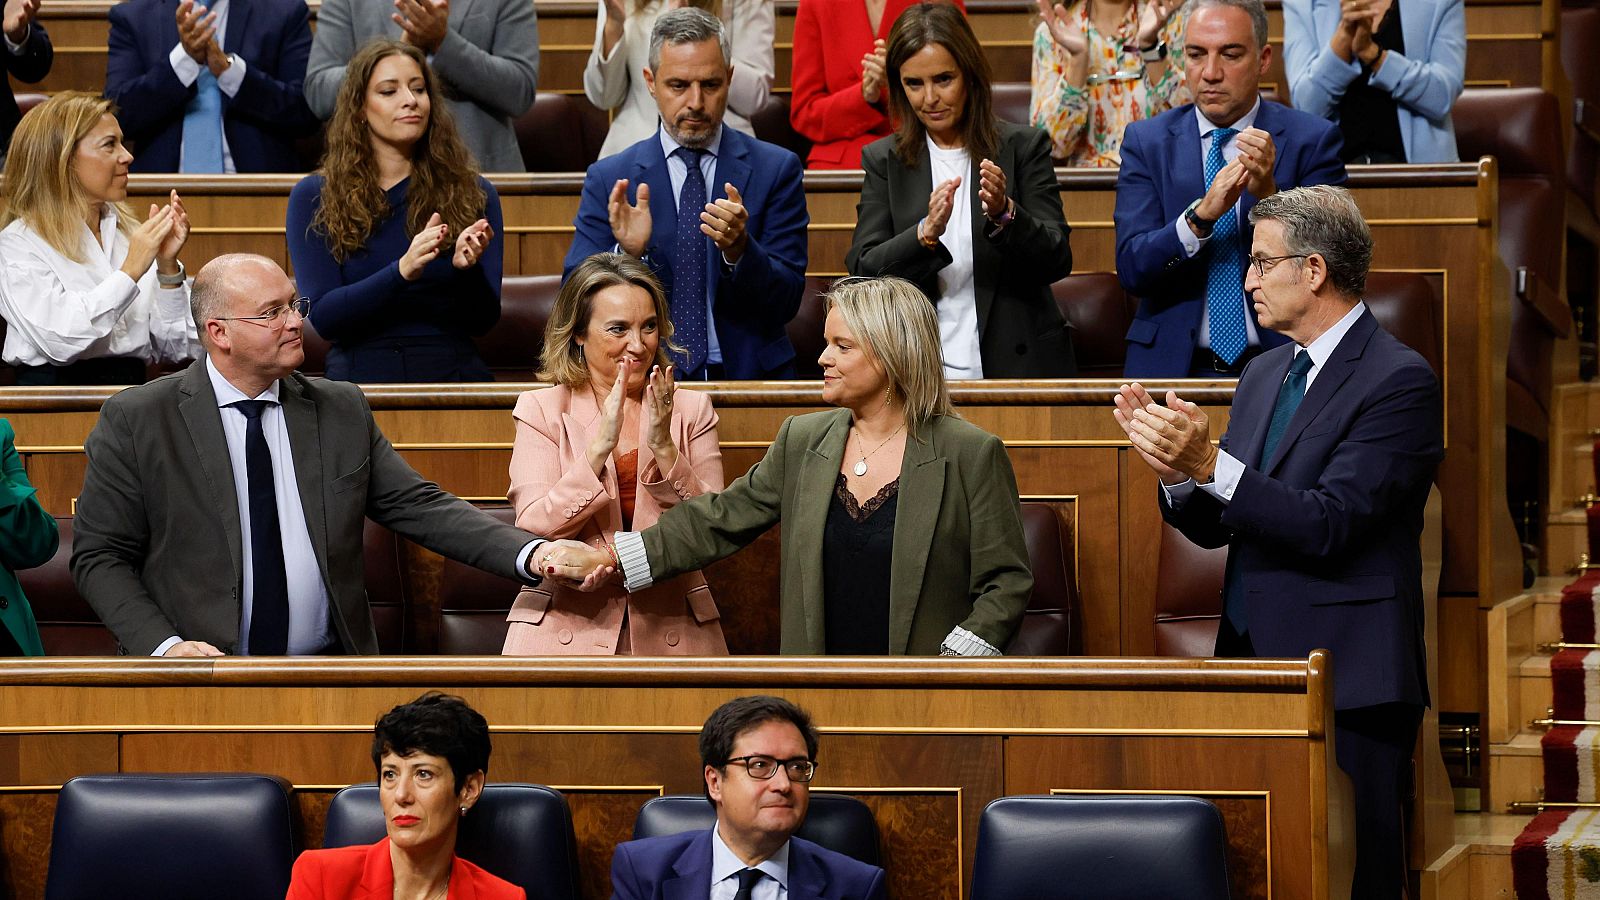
[823,473,900,654]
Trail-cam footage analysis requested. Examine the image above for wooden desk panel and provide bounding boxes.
[0,655,1347,900]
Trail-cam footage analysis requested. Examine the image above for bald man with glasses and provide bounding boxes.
[71,253,585,657]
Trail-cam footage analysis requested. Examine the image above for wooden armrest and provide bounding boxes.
[1517,266,1573,338]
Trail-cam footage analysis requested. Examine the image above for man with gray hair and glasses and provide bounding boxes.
[71,254,584,658]
[1112,185,1443,898]
[565,6,809,381]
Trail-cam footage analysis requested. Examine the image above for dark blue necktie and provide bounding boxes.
[671,146,709,376]
[1221,350,1314,634]
[732,868,765,900]
[230,400,289,655]
[1203,126,1247,365]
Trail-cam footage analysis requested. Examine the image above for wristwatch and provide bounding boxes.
[1139,40,1168,63]
[1183,200,1215,239]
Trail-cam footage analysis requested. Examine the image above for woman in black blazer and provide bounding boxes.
[846,2,1075,379]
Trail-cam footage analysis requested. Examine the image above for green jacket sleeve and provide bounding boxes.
[0,420,60,571]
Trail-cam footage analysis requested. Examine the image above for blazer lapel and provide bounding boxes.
[1263,311,1377,474]
[710,130,754,286]
[1246,101,1291,222]
[664,830,715,900]
[637,140,678,285]
[969,137,1006,334]
[563,386,624,533]
[279,377,334,589]
[1234,349,1292,468]
[790,839,832,898]
[888,426,945,655]
[176,362,243,592]
[222,0,251,55]
[1170,110,1205,213]
[794,412,852,650]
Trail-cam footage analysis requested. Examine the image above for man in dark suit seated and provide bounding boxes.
[566,7,809,381]
[105,0,319,173]
[1,0,50,160]
[1114,0,1347,378]
[69,254,589,658]
[1113,185,1443,899]
[611,696,886,900]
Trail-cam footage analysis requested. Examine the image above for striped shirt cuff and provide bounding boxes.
[941,626,1002,657]
[614,531,654,593]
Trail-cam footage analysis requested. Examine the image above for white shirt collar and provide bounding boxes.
[1297,301,1367,373]
[658,121,724,161]
[1196,96,1262,138]
[205,354,282,408]
[710,823,790,892]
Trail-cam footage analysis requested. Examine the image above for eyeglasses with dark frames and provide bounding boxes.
[722,755,817,782]
[1247,254,1309,278]
[216,298,311,328]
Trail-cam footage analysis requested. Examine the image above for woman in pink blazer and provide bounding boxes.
[502,253,727,655]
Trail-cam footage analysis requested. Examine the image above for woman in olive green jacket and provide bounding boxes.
[547,276,1033,655]
[0,418,56,656]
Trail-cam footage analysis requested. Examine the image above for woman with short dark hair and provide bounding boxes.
[286,692,524,899]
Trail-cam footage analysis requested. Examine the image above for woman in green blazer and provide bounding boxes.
[0,418,56,656]
[552,276,1033,655]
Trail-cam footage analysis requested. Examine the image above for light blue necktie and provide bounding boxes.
[1203,126,1247,365]
[180,0,225,174]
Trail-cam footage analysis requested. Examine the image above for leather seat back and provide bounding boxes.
[1152,522,1226,657]
[515,93,610,173]
[1054,273,1137,377]
[478,275,560,381]
[18,516,118,656]
[1006,502,1081,655]
[632,794,882,867]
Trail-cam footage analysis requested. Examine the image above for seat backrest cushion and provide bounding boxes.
[18,516,120,656]
[631,794,881,867]
[478,276,559,381]
[1005,502,1081,655]
[1055,273,1135,378]
[1152,522,1226,657]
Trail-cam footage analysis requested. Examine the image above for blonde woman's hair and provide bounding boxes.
[824,276,957,437]
[0,91,134,263]
[540,253,681,386]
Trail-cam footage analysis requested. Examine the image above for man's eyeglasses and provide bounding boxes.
[216,298,311,328]
[1247,254,1309,278]
[723,755,817,782]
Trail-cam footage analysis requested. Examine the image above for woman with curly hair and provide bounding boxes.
[286,39,502,383]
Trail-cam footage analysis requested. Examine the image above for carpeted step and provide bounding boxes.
[1543,726,1600,803]
[1513,807,1600,899]
[1552,650,1600,721]
[1563,573,1600,644]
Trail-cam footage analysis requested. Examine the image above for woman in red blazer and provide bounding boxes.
[286,694,526,900]
[789,0,965,169]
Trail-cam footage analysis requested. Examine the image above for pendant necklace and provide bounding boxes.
[852,422,905,477]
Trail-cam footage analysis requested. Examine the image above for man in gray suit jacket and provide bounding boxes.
[303,0,537,171]
[71,254,560,657]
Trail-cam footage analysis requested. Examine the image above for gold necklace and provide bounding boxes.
[851,422,905,477]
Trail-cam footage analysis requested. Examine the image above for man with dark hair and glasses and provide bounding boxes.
[611,695,886,899]
[72,254,589,657]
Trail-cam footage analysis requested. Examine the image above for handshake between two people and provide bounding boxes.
[533,540,623,591]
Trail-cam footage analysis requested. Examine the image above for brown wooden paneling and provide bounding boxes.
[0,791,56,895]
[0,733,117,786]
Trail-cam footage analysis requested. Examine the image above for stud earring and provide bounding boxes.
[460,805,468,817]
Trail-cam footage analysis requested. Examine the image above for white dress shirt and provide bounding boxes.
[710,825,789,900]
[166,0,247,173]
[0,209,200,367]
[153,358,334,656]
[927,136,982,380]
[657,123,726,367]
[1164,300,1368,509]
[1173,98,1264,350]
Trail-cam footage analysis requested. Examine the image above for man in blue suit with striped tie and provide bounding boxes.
[564,7,808,381]
[1113,0,1346,378]
[1114,185,1443,899]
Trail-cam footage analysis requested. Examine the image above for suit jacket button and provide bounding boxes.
[0,596,8,609]
[674,480,684,489]
[558,629,573,645]
[665,629,680,647]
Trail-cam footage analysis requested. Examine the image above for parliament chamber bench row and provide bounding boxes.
[36,773,1235,899]
[10,0,1556,108]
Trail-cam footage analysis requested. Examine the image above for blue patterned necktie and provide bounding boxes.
[1221,350,1314,634]
[1203,126,1246,365]
[670,146,710,375]
[180,0,225,173]
[229,400,289,655]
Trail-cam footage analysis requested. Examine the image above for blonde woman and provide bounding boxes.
[503,253,727,656]
[584,0,774,156]
[554,276,1033,656]
[0,91,198,385]
[286,40,500,383]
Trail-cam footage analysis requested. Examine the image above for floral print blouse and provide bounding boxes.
[1029,2,1190,167]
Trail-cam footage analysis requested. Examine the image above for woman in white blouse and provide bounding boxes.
[0,91,199,385]
[585,0,775,157]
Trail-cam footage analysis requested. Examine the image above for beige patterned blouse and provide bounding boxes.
[1029,2,1190,167]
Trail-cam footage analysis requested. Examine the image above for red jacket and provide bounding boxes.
[789,0,965,169]
[286,838,526,900]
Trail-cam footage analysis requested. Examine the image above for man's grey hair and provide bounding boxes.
[1185,0,1270,52]
[1249,185,1373,299]
[190,253,279,344]
[648,6,731,71]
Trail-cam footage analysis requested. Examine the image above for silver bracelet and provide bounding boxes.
[156,260,186,288]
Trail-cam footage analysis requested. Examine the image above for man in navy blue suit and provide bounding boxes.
[565,7,808,381]
[612,696,886,900]
[105,0,319,173]
[1114,0,1346,378]
[1,0,51,159]
[1114,185,1442,899]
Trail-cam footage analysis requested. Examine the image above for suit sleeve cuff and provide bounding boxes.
[152,636,182,657]
[941,626,1002,656]
[515,539,546,585]
[4,25,28,53]
[614,530,654,592]
[1176,216,1207,257]
[216,54,246,96]
[170,44,202,86]
[1197,450,1244,503]
[1160,477,1196,508]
